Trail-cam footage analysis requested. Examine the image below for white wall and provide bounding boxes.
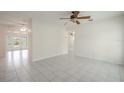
[32,18,67,61]
[75,16,124,64]
[0,26,6,58]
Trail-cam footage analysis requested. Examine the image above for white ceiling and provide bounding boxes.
[0,11,124,27]
[80,11,124,21]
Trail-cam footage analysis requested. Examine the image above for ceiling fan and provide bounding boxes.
[60,11,93,25]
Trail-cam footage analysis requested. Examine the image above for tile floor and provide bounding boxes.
[0,50,124,82]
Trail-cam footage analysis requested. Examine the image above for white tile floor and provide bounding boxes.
[0,51,124,82]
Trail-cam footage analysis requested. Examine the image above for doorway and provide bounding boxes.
[5,27,31,64]
[6,32,28,51]
[68,31,75,54]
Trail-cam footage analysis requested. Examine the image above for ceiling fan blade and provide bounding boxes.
[72,11,80,18]
[77,16,91,19]
[76,20,80,24]
[60,18,70,19]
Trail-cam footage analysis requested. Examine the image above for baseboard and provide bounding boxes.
[75,53,123,65]
[32,52,68,62]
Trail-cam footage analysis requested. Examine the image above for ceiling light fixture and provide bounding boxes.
[20,26,27,32]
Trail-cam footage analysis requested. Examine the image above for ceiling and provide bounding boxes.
[80,11,124,23]
[0,11,124,27]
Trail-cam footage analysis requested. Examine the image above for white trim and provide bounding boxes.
[75,54,123,65]
[32,52,68,62]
